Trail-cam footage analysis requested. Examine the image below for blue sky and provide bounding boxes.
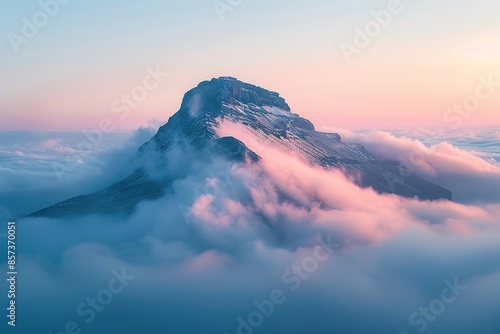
[1,0,499,130]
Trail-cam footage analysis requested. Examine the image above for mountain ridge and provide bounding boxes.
[30,77,452,218]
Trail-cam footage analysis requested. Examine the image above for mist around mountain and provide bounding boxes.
[31,77,452,218]
[1,78,500,334]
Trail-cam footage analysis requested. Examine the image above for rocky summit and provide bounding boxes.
[31,77,452,218]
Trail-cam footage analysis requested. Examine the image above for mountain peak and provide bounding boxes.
[182,77,291,116]
[30,78,452,218]
[218,77,291,112]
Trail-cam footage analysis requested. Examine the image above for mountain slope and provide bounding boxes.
[31,77,451,218]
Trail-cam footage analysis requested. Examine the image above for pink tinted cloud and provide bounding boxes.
[327,128,500,203]
[191,119,500,246]
[182,250,231,272]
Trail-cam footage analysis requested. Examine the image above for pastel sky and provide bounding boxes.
[0,0,499,131]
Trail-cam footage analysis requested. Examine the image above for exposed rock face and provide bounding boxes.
[31,77,451,218]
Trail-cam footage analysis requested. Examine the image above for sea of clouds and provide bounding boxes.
[0,127,499,334]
